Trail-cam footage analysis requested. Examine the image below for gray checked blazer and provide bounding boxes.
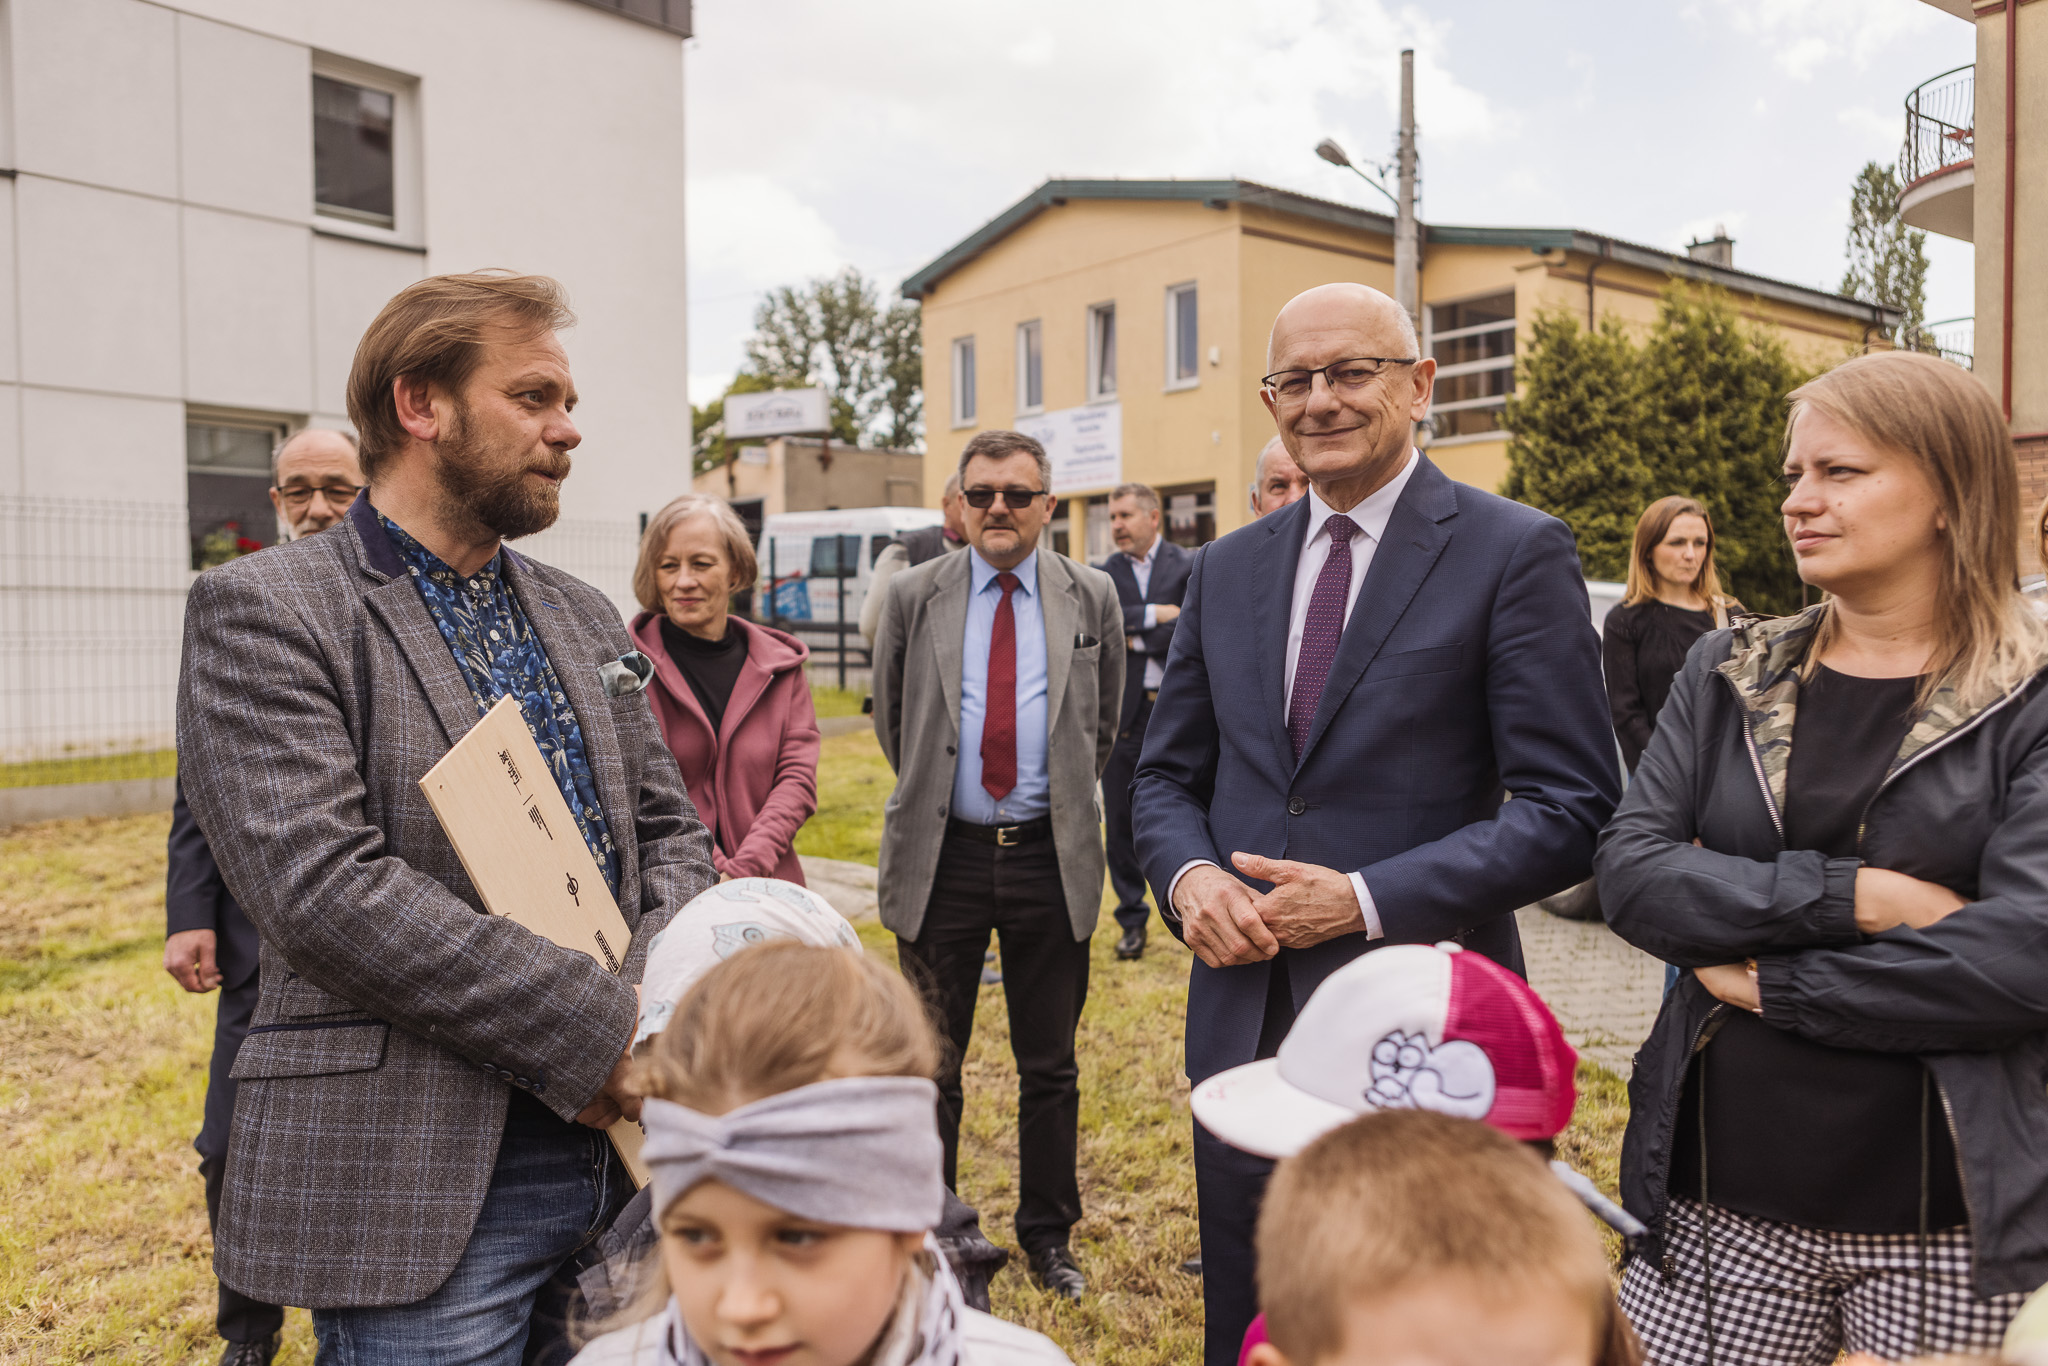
[869,546,1124,941]
[175,495,716,1309]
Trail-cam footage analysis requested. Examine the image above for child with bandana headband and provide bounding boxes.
[571,941,1071,1366]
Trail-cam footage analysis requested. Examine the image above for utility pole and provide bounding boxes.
[1394,48,1419,327]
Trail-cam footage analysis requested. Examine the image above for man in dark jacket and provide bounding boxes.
[1096,482,1192,961]
[164,426,363,1366]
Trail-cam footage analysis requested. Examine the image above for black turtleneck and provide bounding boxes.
[659,616,748,731]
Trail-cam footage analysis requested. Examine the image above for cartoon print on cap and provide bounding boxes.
[713,922,786,959]
[1365,1030,1496,1121]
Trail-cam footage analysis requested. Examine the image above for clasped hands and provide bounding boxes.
[1693,866,1967,1015]
[1171,853,1365,969]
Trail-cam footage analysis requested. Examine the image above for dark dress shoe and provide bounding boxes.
[1027,1244,1087,1301]
[218,1335,279,1366]
[1115,925,1147,960]
[1179,1255,1203,1276]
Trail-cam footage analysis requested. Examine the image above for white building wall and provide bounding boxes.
[0,0,690,763]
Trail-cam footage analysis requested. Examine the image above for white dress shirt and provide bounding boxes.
[1169,451,1421,941]
[1124,537,1167,690]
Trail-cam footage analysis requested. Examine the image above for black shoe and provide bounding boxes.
[218,1336,279,1366]
[1115,924,1147,961]
[1027,1244,1087,1301]
[1179,1255,1203,1276]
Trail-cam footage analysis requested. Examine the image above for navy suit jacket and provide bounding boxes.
[1098,537,1194,732]
[1131,457,1621,1085]
[166,777,263,991]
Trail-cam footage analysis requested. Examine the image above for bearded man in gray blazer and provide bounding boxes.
[176,271,716,1365]
[871,428,1123,1302]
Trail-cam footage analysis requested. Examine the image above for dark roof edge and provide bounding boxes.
[898,178,1900,328]
[555,0,692,39]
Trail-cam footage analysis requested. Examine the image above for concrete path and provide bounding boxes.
[818,715,869,738]
[797,854,880,923]
[1515,905,1665,1076]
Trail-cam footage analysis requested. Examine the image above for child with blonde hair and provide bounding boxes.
[571,941,1069,1366]
[1248,1110,1639,1366]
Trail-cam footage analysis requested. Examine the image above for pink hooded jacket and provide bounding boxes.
[628,612,820,884]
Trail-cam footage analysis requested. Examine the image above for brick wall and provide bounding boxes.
[2021,432,2048,576]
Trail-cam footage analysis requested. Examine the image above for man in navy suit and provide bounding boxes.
[1096,482,1193,961]
[1131,283,1620,1366]
[163,427,362,1366]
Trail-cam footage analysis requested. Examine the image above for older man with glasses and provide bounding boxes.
[1131,283,1621,1366]
[870,428,1125,1302]
[165,426,364,1366]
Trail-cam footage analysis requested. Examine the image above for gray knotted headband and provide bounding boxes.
[641,1076,946,1232]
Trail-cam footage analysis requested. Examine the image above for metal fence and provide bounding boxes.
[1900,63,1974,189]
[0,497,647,786]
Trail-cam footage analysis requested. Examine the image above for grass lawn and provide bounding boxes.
[0,750,178,791]
[0,756,1629,1365]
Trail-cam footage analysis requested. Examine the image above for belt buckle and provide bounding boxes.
[994,824,1020,847]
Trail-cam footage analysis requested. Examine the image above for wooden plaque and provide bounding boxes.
[419,694,651,1186]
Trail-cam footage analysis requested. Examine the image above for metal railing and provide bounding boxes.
[1900,64,1974,190]
[1911,316,1975,370]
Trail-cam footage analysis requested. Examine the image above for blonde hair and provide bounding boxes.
[1788,350,2048,708]
[1257,1112,1638,1366]
[1622,495,1732,628]
[345,271,575,482]
[582,943,941,1345]
[632,494,759,615]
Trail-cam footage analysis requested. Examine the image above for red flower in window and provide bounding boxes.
[236,537,263,553]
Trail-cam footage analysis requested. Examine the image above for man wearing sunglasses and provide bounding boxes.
[1130,282,1621,1366]
[165,425,365,1366]
[871,429,1125,1304]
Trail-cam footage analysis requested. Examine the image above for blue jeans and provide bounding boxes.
[314,1092,631,1366]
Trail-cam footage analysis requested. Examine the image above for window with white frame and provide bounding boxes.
[1166,283,1199,388]
[1016,320,1043,414]
[1425,292,1515,439]
[313,74,395,227]
[187,413,293,570]
[1087,302,1117,401]
[951,337,977,428]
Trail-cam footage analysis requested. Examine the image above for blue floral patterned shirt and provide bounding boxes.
[380,514,620,895]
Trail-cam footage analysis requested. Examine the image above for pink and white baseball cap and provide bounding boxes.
[1191,942,1577,1158]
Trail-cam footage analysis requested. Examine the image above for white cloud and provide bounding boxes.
[1711,0,1949,76]
[687,173,845,297]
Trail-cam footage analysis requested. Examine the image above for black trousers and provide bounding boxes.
[1196,955,1296,1366]
[196,973,286,1345]
[896,828,1090,1255]
[1102,693,1154,935]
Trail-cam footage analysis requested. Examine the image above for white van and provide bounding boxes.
[757,507,944,628]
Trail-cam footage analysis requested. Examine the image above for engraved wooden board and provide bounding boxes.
[418,694,651,1187]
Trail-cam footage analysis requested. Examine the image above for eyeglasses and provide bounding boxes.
[962,487,1048,510]
[1260,357,1418,404]
[274,483,363,510]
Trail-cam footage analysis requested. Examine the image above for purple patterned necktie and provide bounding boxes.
[1288,514,1360,759]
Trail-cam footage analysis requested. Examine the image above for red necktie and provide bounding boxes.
[980,571,1021,800]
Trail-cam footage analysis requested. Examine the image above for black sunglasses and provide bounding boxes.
[963,487,1048,510]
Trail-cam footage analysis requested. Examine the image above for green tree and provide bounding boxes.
[1501,310,1652,582]
[743,266,923,449]
[1636,286,1812,616]
[1841,161,1930,348]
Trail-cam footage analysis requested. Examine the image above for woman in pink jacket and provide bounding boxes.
[629,494,820,883]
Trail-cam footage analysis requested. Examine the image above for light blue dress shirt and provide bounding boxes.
[951,548,1051,825]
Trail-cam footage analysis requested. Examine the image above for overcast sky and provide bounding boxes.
[681,0,1977,407]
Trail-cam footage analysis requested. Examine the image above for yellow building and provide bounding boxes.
[903,179,1896,558]
[1900,0,2046,557]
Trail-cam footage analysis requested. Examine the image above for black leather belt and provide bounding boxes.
[947,815,1052,847]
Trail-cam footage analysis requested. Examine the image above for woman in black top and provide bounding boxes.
[1596,352,2048,1365]
[1602,496,1739,773]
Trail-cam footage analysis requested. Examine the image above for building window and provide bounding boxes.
[1425,292,1515,440]
[951,337,977,428]
[313,74,396,228]
[1166,283,1199,389]
[1016,320,1044,414]
[1087,302,1117,401]
[187,416,291,569]
[1160,482,1216,548]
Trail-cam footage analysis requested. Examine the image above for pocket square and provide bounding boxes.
[600,651,654,698]
[1074,634,1100,649]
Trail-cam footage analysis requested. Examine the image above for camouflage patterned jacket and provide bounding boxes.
[1596,605,2048,1296]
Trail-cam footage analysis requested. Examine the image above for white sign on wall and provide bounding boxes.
[1018,402,1122,494]
[725,388,830,439]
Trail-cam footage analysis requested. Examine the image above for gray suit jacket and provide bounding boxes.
[870,546,1123,941]
[175,496,715,1308]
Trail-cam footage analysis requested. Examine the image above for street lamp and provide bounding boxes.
[1314,138,1397,210]
[1312,49,1420,325]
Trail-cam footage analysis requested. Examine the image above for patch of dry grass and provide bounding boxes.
[0,798,1629,1365]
